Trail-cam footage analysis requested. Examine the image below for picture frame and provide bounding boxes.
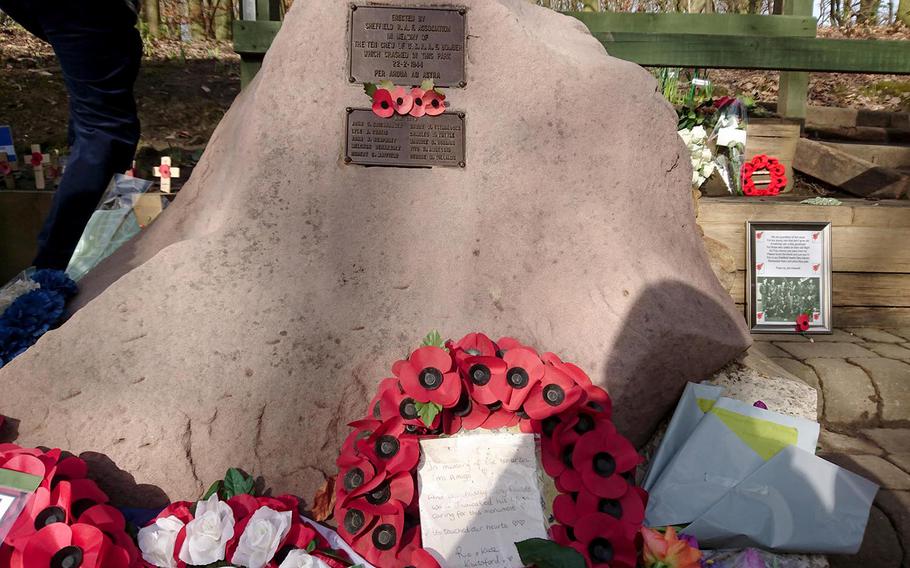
[746,221,833,334]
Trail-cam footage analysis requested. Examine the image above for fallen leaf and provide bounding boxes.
[310,475,336,522]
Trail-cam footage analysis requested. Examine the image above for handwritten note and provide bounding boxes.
[418,433,549,568]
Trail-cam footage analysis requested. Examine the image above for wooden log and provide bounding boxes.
[805,125,910,144]
[745,119,802,192]
[807,105,910,130]
[567,12,817,37]
[818,142,910,171]
[793,138,910,198]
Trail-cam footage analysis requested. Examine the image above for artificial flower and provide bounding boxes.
[409,88,427,117]
[553,487,646,536]
[395,528,440,568]
[396,346,461,407]
[572,422,640,498]
[390,87,414,115]
[278,549,331,568]
[13,523,106,568]
[448,332,497,364]
[231,506,293,568]
[355,420,419,474]
[795,314,810,332]
[138,515,186,568]
[571,513,638,568]
[379,384,433,429]
[178,493,236,565]
[371,89,394,118]
[491,347,544,412]
[443,385,491,434]
[423,90,445,116]
[78,504,140,566]
[641,526,702,568]
[460,355,507,405]
[337,457,378,503]
[368,378,400,421]
[524,365,584,420]
[481,403,520,430]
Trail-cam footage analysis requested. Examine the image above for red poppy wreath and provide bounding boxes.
[333,332,647,568]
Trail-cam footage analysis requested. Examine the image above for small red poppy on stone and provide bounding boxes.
[16,523,107,568]
[460,355,507,405]
[423,90,446,116]
[397,346,461,407]
[371,89,395,118]
[450,332,498,364]
[337,457,378,503]
[569,513,638,568]
[356,420,419,474]
[409,88,428,118]
[390,86,414,115]
[524,365,585,420]
[796,314,810,332]
[492,347,545,412]
[339,419,381,463]
[572,424,640,499]
[368,378,401,421]
[380,383,432,429]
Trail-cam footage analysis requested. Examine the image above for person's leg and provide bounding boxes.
[32,0,142,269]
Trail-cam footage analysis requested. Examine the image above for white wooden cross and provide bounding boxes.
[30,144,50,190]
[153,156,181,193]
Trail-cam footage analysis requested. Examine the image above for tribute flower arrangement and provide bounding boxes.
[365,80,447,118]
[334,332,646,568]
[0,443,139,567]
[741,154,787,196]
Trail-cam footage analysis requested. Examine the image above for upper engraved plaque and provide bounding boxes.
[349,5,466,87]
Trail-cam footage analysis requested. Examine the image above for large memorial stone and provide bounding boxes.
[0,0,750,504]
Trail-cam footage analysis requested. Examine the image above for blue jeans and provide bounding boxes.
[1,0,142,269]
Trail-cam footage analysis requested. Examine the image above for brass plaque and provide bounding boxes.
[345,109,465,168]
[349,5,466,87]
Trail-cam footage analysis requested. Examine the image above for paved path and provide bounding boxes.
[752,328,910,567]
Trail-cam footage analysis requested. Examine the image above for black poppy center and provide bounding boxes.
[35,506,66,530]
[574,413,595,434]
[486,401,502,412]
[562,444,575,469]
[507,367,529,389]
[343,468,365,492]
[366,480,391,505]
[344,509,365,534]
[469,364,491,386]
[380,101,390,109]
[542,416,561,438]
[376,435,400,459]
[516,408,529,420]
[51,545,83,568]
[431,99,440,108]
[543,384,565,407]
[71,499,97,520]
[372,523,397,550]
[593,452,616,477]
[588,538,614,563]
[598,498,623,519]
[399,398,419,420]
[372,401,382,419]
[453,390,472,417]
[396,97,404,105]
[414,97,423,106]
[419,367,443,390]
[588,401,605,412]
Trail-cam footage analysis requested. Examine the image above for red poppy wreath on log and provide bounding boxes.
[333,332,647,568]
[741,154,787,196]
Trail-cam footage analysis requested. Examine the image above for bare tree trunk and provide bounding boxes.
[857,0,880,23]
[213,0,234,39]
[144,0,161,37]
[188,0,207,39]
[898,0,910,24]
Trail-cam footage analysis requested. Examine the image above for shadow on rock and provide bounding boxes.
[81,451,171,509]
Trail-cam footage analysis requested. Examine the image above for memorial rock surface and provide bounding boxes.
[0,0,750,504]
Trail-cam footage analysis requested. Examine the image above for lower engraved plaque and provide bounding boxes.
[345,109,465,168]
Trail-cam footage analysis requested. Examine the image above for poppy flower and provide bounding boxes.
[348,471,415,515]
[548,523,574,548]
[570,513,638,568]
[481,404,520,430]
[3,485,70,549]
[271,521,322,567]
[423,90,446,116]
[572,424,640,499]
[368,378,401,421]
[14,523,107,568]
[641,526,702,568]
[337,457,379,504]
[77,504,140,566]
[524,365,585,420]
[460,355,507,405]
[338,419,381,465]
[449,332,497,365]
[554,488,646,537]
[389,87,414,115]
[409,88,427,118]
[66,479,111,519]
[379,383,434,429]
[355,420,419,474]
[53,456,89,484]
[496,336,532,355]
[443,385,491,434]
[396,527,440,568]
[397,346,461,407]
[795,314,810,332]
[491,348,544,412]
[371,89,395,118]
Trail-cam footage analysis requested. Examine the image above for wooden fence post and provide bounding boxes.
[776,0,814,121]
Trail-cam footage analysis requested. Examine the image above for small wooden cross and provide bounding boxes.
[30,144,50,190]
[153,157,181,193]
[0,152,15,190]
[125,160,137,178]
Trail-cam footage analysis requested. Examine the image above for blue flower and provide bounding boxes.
[30,269,78,298]
[0,287,69,368]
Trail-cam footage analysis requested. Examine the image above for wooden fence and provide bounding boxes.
[232,2,910,120]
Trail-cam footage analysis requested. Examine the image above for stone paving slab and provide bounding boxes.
[778,342,878,360]
[707,356,818,421]
[750,341,791,358]
[752,329,863,342]
[862,429,910,455]
[771,358,821,389]
[828,505,903,568]
[888,454,910,474]
[823,454,910,490]
[884,328,910,341]
[866,342,910,361]
[874,491,910,567]
[846,328,907,343]
[849,358,910,422]
[806,358,878,424]
[819,429,884,456]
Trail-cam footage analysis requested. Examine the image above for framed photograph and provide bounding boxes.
[746,221,833,334]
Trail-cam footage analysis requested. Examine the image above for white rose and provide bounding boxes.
[178,494,236,565]
[138,516,185,568]
[691,125,707,141]
[279,549,333,568]
[231,506,293,568]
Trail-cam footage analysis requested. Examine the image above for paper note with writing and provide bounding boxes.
[754,230,823,278]
[418,433,548,568]
[754,229,825,324]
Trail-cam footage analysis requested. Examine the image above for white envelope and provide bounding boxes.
[642,382,723,492]
[645,397,819,528]
[682,446,879,554]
